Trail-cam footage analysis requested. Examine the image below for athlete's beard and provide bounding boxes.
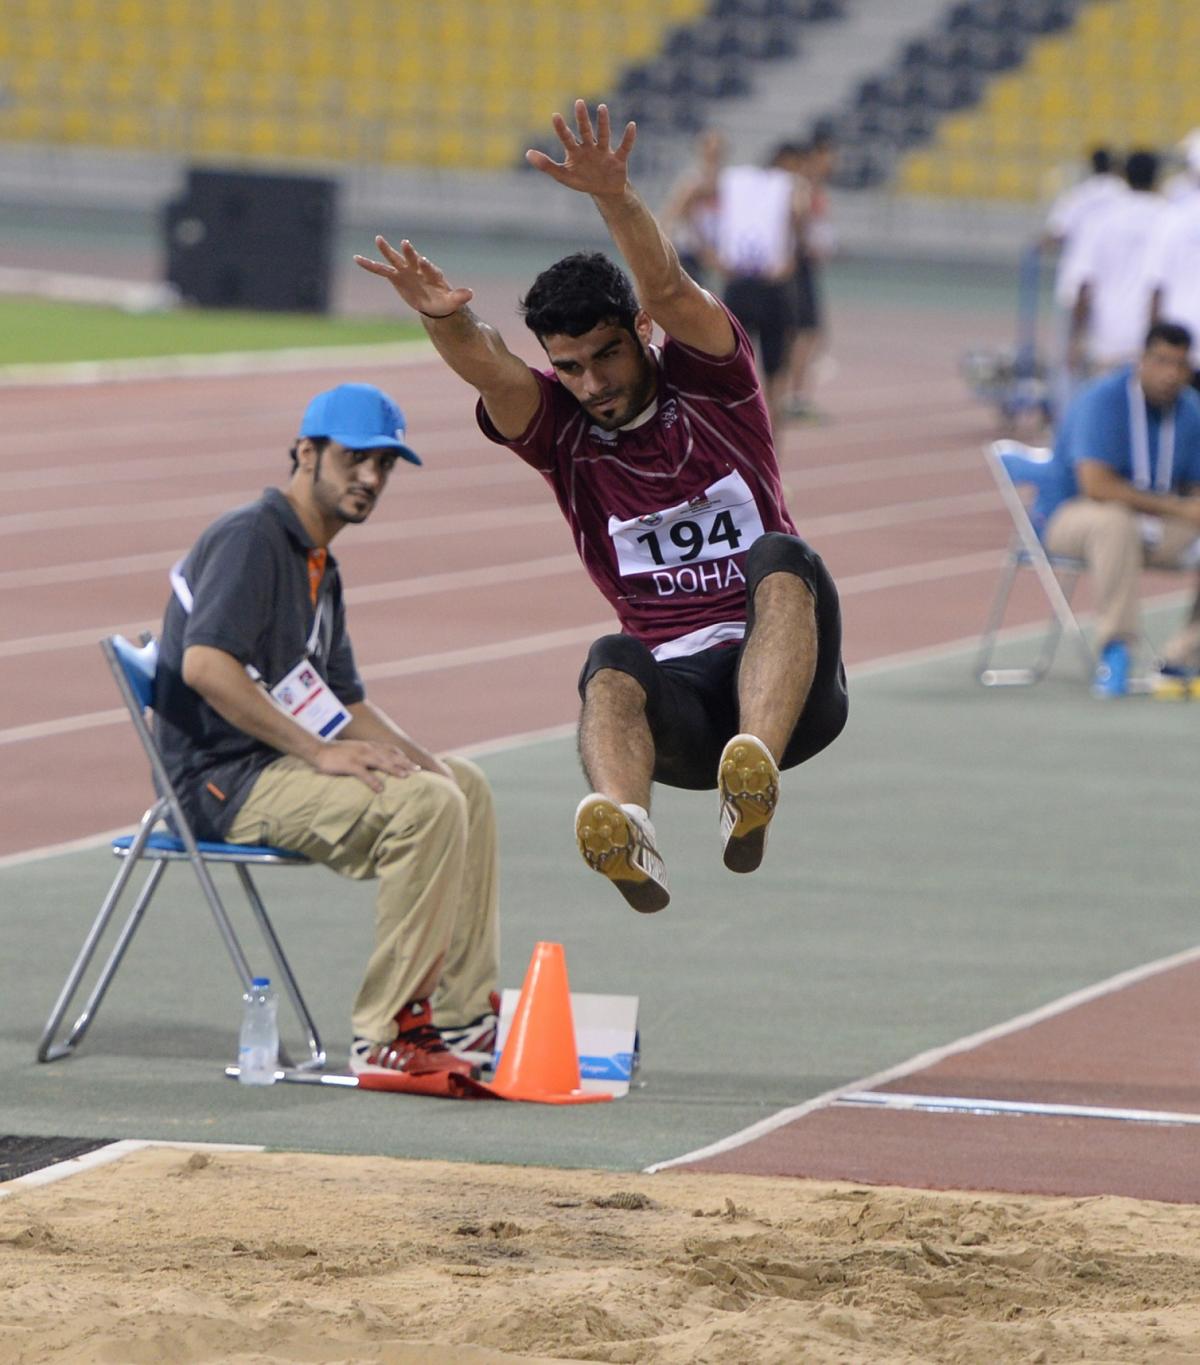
[587,352,657,431]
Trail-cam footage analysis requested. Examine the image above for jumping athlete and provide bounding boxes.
[356,101,848,912]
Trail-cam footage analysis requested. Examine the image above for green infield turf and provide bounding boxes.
[0,296,422,364]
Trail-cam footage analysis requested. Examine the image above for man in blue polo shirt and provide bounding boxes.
[1041,322,1200,695]
[156,383,500,1082]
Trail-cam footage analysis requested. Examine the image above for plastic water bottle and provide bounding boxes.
[237,977,278,1086]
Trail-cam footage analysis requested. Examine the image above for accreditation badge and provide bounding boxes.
[269,659,351,739]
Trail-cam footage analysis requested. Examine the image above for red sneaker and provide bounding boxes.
[350,999,475,1077]
[438,991,501,1068]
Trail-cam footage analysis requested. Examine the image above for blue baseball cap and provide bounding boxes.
[298,383,422,466]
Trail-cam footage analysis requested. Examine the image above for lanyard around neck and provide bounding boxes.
[1128,372,1175,492]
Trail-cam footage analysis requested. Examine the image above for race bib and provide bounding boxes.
[608,471,765,578]
[269,659,351,740]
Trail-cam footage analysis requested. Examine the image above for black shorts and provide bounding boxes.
[722,276,795,378]
[577,533,848,790]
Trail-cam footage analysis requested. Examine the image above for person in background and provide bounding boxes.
[155,383,500,1079]
[1042,146,1124,414]
[785,131,839,423]
[1060,150,1167,380]
[1161,128,1200,206]
[1145,136,1200,392]
[1038,323,1200,697]
[714,141,810,435]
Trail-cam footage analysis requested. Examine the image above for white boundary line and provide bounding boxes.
[0,339,435,388]
[835,1090,1200,1126]
[0,1138,264,1199]
[644,939,1200,1172]
[0,825,135,872]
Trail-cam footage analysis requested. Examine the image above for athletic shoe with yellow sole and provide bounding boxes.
[719,733,780,873]
[1148,665,1200,700]
[574,794,670,913]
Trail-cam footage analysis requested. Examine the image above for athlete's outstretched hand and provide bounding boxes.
[353,237,474,319]
[526,100,636,198]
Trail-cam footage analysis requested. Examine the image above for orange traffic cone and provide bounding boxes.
[486,941,614,1104]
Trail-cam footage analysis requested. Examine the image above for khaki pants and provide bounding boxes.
[1043,499,1200,666]
[227,755,498,1045]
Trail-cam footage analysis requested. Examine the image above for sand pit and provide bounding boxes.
[2,1146,1200,1363]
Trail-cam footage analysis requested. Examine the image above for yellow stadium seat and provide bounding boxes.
[31,0,1192,187]
[896,0,1200,204]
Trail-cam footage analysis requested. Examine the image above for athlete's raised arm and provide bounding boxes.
[354,236,540,440]
[527,100,735,359]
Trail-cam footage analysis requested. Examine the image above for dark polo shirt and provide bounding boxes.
[155,488,365,839]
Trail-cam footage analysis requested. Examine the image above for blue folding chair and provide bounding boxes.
[37,634,325,1069]
[975,439,1097,686]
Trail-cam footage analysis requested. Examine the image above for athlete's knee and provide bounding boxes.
[747,533,823,604]
[585,666,649,717]
[578,634,657,709]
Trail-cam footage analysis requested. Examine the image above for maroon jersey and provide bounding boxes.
[476,308,797,658]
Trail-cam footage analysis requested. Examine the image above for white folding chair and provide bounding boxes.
[975,439,1097,686]
[37,634,325,1069]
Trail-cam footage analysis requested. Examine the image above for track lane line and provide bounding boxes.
[835,1091,1200,1126]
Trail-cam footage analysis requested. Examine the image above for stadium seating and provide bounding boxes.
[884,0,1200,200]
[0,0,851,173]
[0,0,712,170]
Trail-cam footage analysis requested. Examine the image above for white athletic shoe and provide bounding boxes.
[718,734,780,873]
[574,794,670,913]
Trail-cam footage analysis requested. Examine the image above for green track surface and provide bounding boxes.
[5,616,1198,1174]
[0,297,419,364]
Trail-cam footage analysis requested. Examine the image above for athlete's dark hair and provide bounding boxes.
[289,435,329,473]
[1125,149,1158,191]
[520,251,640,340]
[1145,320,1193,353]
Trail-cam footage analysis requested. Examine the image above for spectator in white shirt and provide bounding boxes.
[715,145,809,434]
[1061,150,1167,377]
[1044,147,1123,265]
[1161,128,1200,206]
[1043,146,1124,414]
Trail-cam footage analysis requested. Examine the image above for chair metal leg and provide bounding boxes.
[1025,568,1086,682]
[975,547,1022,682]
[235,864,326,1071]
[182,841,256,986]
[977,545,1094,688]
[38,803,167,1062]
[39,862,167,1062]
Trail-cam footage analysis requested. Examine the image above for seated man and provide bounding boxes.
[1040,322,1200,695]
[154,382,499,1077]
[356,101,848,913]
